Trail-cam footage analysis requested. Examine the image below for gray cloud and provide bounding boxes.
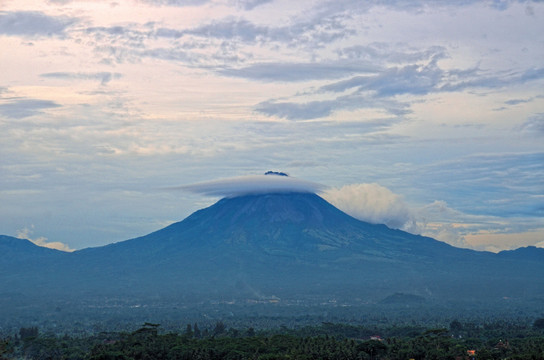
[139,0,274,9]
[220,62,379,82]
[0,98,61,119]
[256,94,410,120]
[40,72,123,85]
[157,14,354,48]
[521,114,544,135]
[0,11,77,37]
[252,57,544,120]
[316,0,541,15]
[505,98,532,105]
[439,67,544,92]
[179,174,327,198]
[234,0,274,10]
[256,99,337,120]
[138,0,211,6]
[181,19,269,42]
[337,44,447,64]
[320,61,444,96]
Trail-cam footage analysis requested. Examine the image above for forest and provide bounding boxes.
[2,318,544,360]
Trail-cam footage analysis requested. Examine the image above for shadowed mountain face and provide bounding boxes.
[1,193,543,303]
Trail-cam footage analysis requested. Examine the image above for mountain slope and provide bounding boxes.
[0,235,65,270]
[1,193,543,303]
[69,193,541,300]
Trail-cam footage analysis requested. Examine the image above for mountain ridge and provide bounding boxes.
[1,192,543,303]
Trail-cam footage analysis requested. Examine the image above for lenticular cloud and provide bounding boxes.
[181,173,326,198]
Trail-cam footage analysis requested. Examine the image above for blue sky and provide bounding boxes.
[0,0,543,252]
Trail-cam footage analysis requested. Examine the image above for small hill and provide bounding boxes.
[380,293,426,305]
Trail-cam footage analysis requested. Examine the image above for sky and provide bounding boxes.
[0,0,543,253]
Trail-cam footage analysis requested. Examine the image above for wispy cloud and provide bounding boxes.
[234,0,274,10]
[521,114,544,135]
[0,98,61,119]
[138,0,211,6]
[220,61,380,82]
[0,11,77,37]
[40,72,123,85]
[154,13,355,51]
[255,94,410,120]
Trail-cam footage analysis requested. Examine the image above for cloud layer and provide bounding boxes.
[180,174,327,198]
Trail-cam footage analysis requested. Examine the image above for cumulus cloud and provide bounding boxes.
[16,226,74,252]
[323,183,415,230]
[179,173,327,197]
[322,184,543,251]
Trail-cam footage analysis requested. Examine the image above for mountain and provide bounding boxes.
[1,192,543,305]
[497,246,544,263]
[0,235,64,261]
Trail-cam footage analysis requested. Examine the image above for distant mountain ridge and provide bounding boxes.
[1,192,543,304]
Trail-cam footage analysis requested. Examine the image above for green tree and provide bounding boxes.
[185,323,193,337]
[193,323,201,339]
[213,321,226,336]
[533,318,544,330]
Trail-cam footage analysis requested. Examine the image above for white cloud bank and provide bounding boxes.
[323,183,416,231]
[323,184,544,251]
[180,173,327,198]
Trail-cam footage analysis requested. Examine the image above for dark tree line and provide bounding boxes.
[2,319,544,359]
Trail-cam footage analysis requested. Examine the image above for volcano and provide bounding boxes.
[1,192,543,304]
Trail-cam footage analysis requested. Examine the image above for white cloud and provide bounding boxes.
[323,183,415,230]
[16,226,74,252]
[323,186,544,251]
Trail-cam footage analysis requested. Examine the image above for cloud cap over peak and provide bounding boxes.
[180,173,327,198]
